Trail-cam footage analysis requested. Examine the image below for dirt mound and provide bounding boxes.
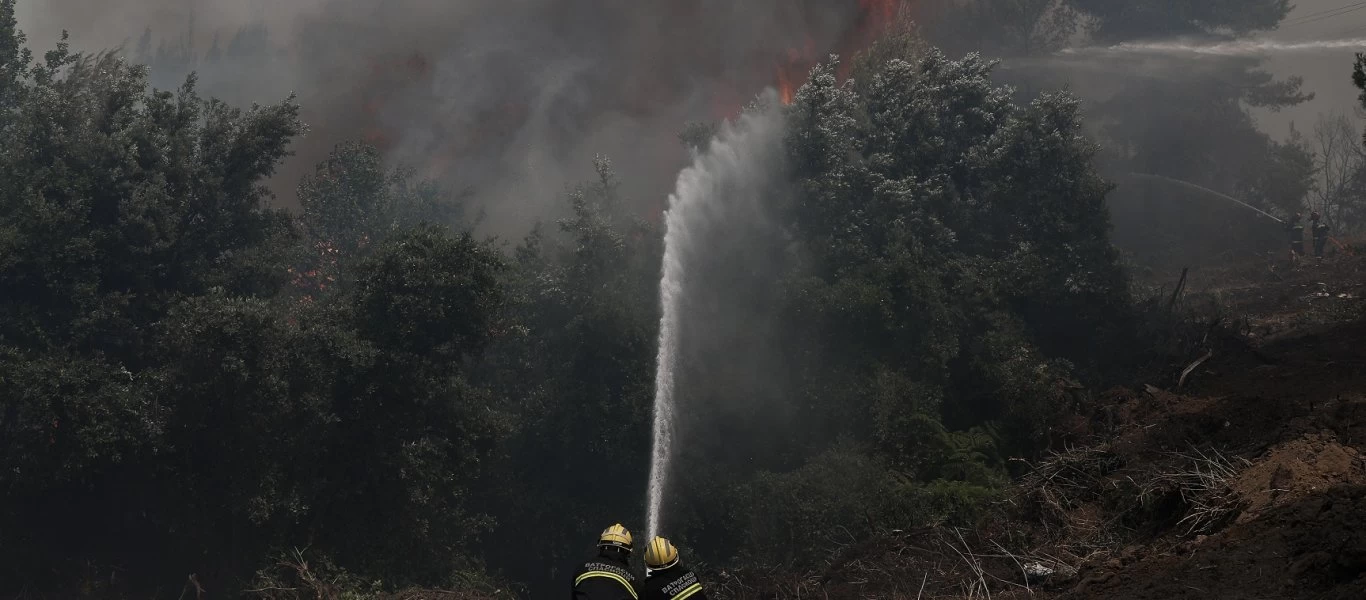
[1076,484,1366,600]
[1231,434,1366,522]
[1034,258,1366,600]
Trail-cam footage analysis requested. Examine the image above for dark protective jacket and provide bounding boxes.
[1313,222,1330,256]
[1313,222,1329,241]
[640,565,708,600]
[572,551,639,600]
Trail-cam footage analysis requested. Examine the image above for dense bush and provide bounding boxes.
[0,1,505,591]
[657,34,1134,574]
[780,40,1129,451]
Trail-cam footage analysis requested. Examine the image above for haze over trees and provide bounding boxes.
[982,0,1319,267]
[0,0,1354,598]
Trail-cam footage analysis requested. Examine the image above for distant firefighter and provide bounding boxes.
[1286,212,1305,260]
[641,537,708,600]
[1311,211,1329,259]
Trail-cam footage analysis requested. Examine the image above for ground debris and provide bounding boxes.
[716,253,1366,599]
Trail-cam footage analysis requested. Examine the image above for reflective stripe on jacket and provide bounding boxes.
[572,557,638,600]
[640,566,708,600]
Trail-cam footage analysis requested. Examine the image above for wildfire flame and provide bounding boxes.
[348,0,914,189]
[776,42,815,104]
[777,71,795,105]
[773,0,909,104]
[860,0,899,23]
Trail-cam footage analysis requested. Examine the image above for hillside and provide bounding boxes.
[710,252,1366,600]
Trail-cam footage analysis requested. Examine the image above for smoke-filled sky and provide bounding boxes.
[16,0,903,236]
[15,0,1366,235]
[1254,0,1365,137]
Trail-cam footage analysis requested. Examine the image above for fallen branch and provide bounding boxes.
[1168,266,1189,312]
[1178,350,1213,388]
[989,540,1031,593]
[179,574,206,600]
[946,529,992,600]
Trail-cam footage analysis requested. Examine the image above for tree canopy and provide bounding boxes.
[932,0,1314,266]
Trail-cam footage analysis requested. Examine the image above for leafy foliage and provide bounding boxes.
[299,142,467,257]
[1065,0,1290,42]
[932,0,1080,56]
[927,0,1311,268]
[0,6,503,593]
[783,43,1128,439]
[1355,53,1366,123]
[667,35,1132,574]
[1237,131,1316,219]
[476,157,660,584]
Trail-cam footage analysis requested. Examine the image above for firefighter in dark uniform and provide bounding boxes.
[572,523,639,600]
[1311,211,1329,259]
[1287,211,1305,259]
[640,537,708,600]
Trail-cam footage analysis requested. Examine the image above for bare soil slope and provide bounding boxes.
[1063,257,1366,600]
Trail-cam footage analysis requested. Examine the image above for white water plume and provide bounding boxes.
[1061,37,1366,58]
[645,94,786,540]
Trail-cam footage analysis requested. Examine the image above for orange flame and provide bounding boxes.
[770,0,909,104]
[778,72,795,105]
[774,37,817,105]
[859,0,899,23]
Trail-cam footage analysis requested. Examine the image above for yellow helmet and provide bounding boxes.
[643,536,680,570]
[598,523,633,551]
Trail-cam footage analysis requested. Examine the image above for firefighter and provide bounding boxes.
[640,537,708,600]
[1286,212,1305,262]
[1311,211,1329,259]
[572,524,639,600]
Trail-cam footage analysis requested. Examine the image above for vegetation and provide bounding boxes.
[0,0,1342,598]
[931,0,1317,266]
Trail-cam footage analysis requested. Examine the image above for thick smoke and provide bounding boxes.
[18,0,894,236]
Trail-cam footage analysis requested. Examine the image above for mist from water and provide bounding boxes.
[646,96,787,540]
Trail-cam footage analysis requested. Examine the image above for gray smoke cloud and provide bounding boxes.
[1254,0,1363,137]
[17,0,884,236]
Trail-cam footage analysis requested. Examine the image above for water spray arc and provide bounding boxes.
[645,212,683,541]
[1061,38,1366,58]
[1124,172,1284,223]
[645,100,786,540]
